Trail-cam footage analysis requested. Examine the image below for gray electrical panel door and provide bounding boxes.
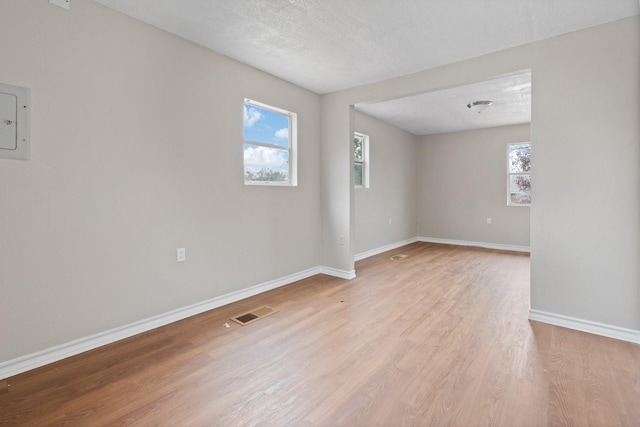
[0,83,29,160]
[0,92,18,150]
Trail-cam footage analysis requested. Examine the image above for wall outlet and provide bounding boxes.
[177,248,186,262]
[388,217,392,225]
[487,217,492,225]
[339,235,345,245]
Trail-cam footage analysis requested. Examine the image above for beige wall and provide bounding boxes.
[353,111,417,255]
[417,124,531,247]
[321,17,639,331]
[529,17,639,327]
[1,0,638,370]
[0,0,321,363]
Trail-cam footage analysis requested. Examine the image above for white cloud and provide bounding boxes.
[243,105,262,127]
[244,146,288,171]
[274,128,289,141]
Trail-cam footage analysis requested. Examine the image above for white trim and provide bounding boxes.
[243,98,297,186]
[354,237,419,261]
[529,309,640,345]
[245,98,292,116]
[507,142,532,207]
[354,132,370,189]
[319,266,356,280]
[417,236,530,253]
[1,266,337,380]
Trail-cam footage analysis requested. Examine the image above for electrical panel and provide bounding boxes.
[0,82,30,160]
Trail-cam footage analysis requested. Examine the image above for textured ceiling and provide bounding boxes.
[93,0,639,94]
[92,0,638,135]
[357,72,532,135]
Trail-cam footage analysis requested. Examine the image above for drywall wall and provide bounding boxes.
[417,124,530,248]
[353,111,417,255]
[529,16,639,328]
[320,100,354,273]
[321,16,639,332]
[0,0,321,364]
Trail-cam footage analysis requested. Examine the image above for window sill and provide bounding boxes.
[245,180,296,187]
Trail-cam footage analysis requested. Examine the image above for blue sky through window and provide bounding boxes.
[243,102,291,181]
[243,104,289,147]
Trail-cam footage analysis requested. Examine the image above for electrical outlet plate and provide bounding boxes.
[49,0,70,10]
[177,248,186,262]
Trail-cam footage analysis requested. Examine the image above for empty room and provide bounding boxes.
[1,0,639,425]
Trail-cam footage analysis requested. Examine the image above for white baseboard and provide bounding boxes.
[354,237,419,261]
[1,265,360,380]
[418,236,530,253]
[529,309,640,344]
[319,266,356,280]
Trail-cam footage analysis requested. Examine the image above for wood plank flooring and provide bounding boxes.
[2,242,639,426]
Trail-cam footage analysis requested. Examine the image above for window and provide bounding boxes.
[508,142,531,206]
[243,99,297,185]
[354,132,369,188]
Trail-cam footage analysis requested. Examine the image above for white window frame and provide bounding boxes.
[354,132,370,188]
[507,142,531,206]
[243,98,297,186]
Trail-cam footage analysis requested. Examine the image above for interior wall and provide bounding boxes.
[353,111,417,255]
[320,100,354,273]
[321,16,639,332]
[529,16,639,328]
[0,0,321,364]
[417,124,531,248]
[2,1,638,370]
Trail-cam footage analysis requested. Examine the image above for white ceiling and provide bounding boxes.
[357,71,532,135]
[92,0,638,134]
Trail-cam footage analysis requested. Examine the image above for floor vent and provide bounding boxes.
[231,305,277,326]
[390,254,409,261]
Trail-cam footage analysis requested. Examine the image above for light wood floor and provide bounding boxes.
[2,242,639,426]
